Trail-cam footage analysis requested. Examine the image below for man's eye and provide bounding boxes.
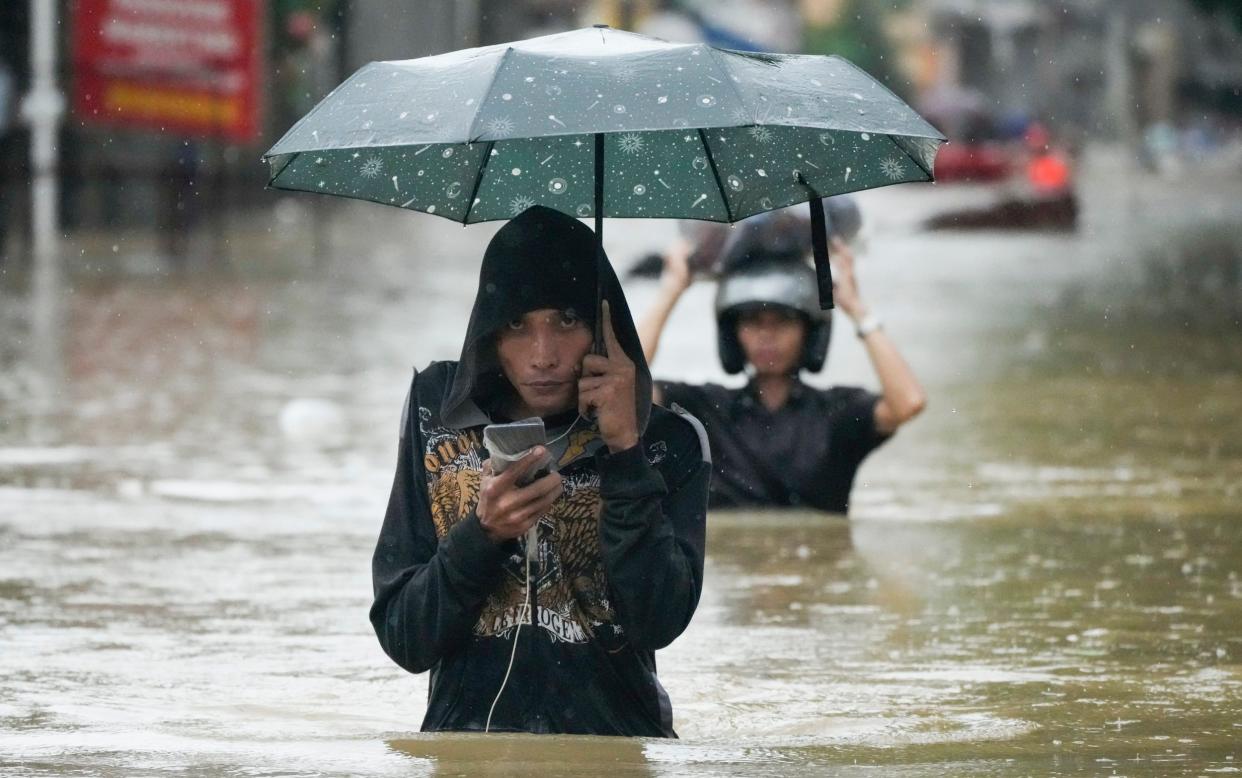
[506,319,524,331]
[558,311,581,328]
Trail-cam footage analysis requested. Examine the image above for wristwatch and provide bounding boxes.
[855,313,883,339]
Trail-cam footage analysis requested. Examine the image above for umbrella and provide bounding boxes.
[263,25,944,314]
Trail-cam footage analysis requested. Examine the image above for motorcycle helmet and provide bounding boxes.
[714,260,832,374]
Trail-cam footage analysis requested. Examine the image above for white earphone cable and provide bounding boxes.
[484,541,533,732]
[483,414,584,732]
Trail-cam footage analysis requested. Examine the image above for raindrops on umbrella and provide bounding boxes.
[264,26,943,226]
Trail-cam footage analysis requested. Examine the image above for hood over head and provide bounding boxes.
[442,205,652,434]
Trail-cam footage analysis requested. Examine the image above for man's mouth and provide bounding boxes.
[525,379,569,391]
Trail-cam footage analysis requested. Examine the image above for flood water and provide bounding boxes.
[2,147,1240,776]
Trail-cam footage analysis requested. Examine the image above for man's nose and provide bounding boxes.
[530,329,559,368]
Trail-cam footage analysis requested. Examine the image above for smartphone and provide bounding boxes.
[483,418,553,561]
[483,418,554,485]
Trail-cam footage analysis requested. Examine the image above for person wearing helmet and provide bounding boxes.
[637,234,926,514]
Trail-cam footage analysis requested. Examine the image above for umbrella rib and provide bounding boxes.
[702,47,752,123]
[467,46,517,143]
[266,153,298,187]
[885,134,933,181]
[696,129,734,222]
[463,141,497,224]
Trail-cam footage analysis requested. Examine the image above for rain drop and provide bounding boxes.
[576,204,592,217]
[548,178,567,194]
[442,148,454,158]
[545,85,562,97]
[445,182,462,198]
[427,205,436,214]
[524,76,535,83]
[697,95,716,107]
[657,95,668,104]
[613,104,626,114]
[633,184,647,195]
[861,133,871,141]
[399,111,409,119]
[727,175,743,190]
[502,93,512,101]
[511,167,522,176]
[759,197,773,209]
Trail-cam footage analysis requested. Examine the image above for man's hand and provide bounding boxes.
[638,241,694,370]
[661,238,694,295]
[477,447,563,543]
[828,236,867,321]
[579,300,640,453]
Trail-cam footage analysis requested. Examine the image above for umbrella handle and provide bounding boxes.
[796,172,834,311]
[808,196,835,310]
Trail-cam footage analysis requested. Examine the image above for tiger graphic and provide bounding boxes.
[421,411,615,644]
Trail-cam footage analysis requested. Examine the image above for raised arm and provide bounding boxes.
[636,238,694,368]
[828,237,927,435]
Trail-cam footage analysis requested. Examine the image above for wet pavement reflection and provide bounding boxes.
[1,148,1240,776]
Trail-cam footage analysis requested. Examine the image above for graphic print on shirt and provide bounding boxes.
[420,408,617,644]
[420,409,485,537]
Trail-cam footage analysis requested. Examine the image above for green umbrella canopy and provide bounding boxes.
[262,26,945,225]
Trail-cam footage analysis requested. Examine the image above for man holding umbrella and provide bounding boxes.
[370,206,710,736]
[264,21,943,733]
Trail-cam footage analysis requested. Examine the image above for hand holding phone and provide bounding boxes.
[480,420,560,551]
[484,418,555,485]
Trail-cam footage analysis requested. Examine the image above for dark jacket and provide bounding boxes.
[370,207,711,737]
[659,379,888,514]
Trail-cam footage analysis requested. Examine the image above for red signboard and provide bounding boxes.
[73,0,263,144]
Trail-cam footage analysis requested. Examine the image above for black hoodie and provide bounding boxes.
[370,206,711,737]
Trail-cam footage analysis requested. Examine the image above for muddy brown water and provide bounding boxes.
[2,147,1240,776]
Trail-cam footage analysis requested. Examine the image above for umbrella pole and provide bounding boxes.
[593,131,606,354]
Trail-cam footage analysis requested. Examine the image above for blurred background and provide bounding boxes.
[2,1,1241,776]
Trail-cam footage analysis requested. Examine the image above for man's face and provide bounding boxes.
[496,308,594,418]
[736,307,806,377]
